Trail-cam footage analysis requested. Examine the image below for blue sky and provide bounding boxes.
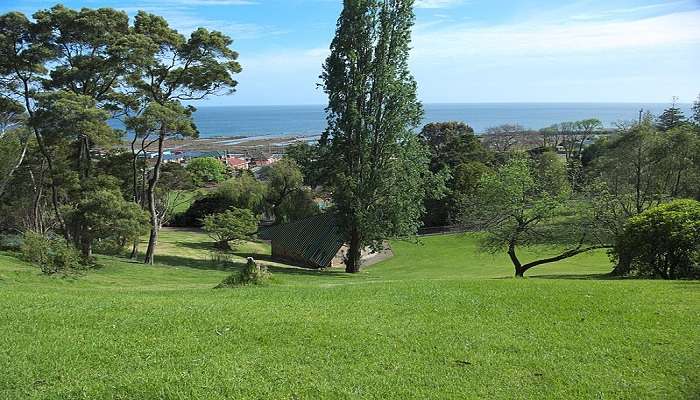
[3,0,700,105]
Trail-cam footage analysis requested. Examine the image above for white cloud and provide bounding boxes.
[411,9,700,59]
[415,0,464,9]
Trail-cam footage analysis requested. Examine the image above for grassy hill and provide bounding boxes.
[0,229,698,399]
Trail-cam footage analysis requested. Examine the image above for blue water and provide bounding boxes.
[132,103,695,138]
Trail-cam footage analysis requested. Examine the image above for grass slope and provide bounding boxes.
[0,230,698,399]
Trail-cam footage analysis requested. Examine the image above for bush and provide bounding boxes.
[612,199,700,279]
[215,257,271,288]
[20,231,83,275]
[0,234,23,251]
[202,208,259,249]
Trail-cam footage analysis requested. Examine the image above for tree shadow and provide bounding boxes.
[149,254,243,272]
[528,273,629,280]
[174,241,216,252]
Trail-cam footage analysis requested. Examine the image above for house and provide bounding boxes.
[225,155,249,170]
[258,213,392,269]
[247,151,277,168]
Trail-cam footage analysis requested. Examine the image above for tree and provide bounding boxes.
[418,121,490,226]
[64,176,149,257]
[590,116,700,218]
[612,199,700,279]
[656,97,687,132]
[463,153,609,277]
[692,93,700,127]
[186,157,227,186]
[128,11,241,264]
[202,208,258,250]
[483,124,524,153]
[284,142,329,189]
[322,0,437,273]
[261,158,304,223]
[176,173,266,227]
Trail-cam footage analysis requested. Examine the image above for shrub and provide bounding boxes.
[0,234,23,251]
[202,208,259,249]
[20,231,83,275]
[612,199,700,279]
[215,257,271,288]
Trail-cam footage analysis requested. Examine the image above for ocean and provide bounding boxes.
[129,103,695,139]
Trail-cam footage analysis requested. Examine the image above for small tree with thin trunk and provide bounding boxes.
[463,153,610,277]
[128,11,241,264]
[202,208,258,250]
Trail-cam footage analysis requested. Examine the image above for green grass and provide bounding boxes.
[0,229,698,399]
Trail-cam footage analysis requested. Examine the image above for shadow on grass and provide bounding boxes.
[150,254,241,272]
[528,273,622,280]
[234,251,354,279]
[174,241,216,252]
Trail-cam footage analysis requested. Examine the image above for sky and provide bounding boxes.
[3,0,700,106]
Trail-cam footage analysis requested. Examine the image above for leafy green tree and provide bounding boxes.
[176,173,266,227]
[186,157,227,186]
[418,121,490,226]
[203,208,259,250]
[612,199,700,279]
[127,11,241,264]
[464,153,609,277]
[64,176,149,257]
[276,187,320,224]
[284,142,327,189]
[0,11,63,230]
[322,0,438,272]
[261,158,304,223]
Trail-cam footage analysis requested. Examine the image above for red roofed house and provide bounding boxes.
[225,155,249,170]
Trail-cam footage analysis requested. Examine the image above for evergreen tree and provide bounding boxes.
[656,97,687,132]
[322,0,438,273]
[692,93,700,127]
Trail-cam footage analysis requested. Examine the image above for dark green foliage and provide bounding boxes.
[0,234,23,251]
[612,199,700,279]
[202,208,259,249]
[215,257,271,288]
[261,158,305,223]
[186,157,227,186]
[276,187,320,224]
[656,102,687,132]
[284,142,327,188]
[20,231,82,275]
[322,0,439,272]
[418,121,491,226]
[175,174,265,227]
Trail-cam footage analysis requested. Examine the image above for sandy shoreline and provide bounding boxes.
[122,134,321,154]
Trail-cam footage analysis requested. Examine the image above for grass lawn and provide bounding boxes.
[0,229,698,399]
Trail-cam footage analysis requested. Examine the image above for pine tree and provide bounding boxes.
[656,97,687,132]
[322,0,437,273]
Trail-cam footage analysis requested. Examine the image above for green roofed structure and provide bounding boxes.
[258,213,392,269]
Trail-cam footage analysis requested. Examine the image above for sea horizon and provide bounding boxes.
[118,102,694,139]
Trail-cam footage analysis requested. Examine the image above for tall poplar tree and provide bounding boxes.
[322,0,436,273]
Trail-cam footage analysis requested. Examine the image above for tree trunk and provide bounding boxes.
[345,228,362,273]
[143,127,166,265]
[129,242,139,260]
[0,137,29,199]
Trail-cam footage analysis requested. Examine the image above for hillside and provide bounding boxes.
[0,229,698,399]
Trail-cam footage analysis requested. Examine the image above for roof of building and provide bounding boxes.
[258,213,344,268]
[226,156,247,166]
